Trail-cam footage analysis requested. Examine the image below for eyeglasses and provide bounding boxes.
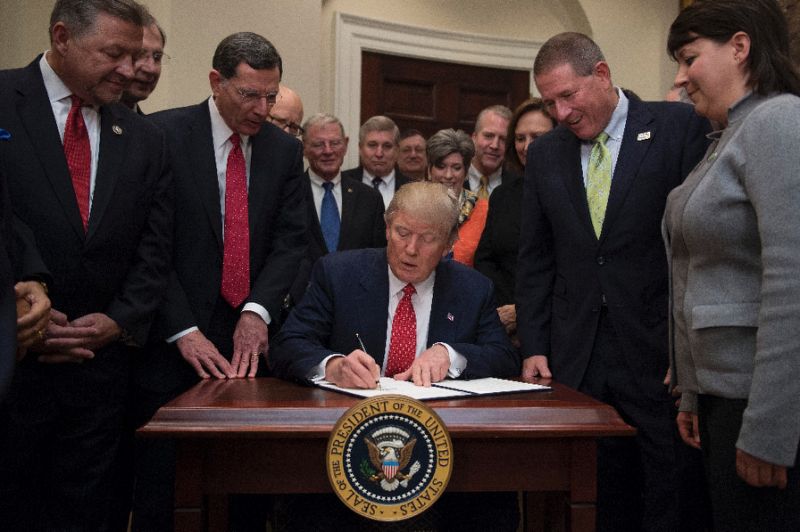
[307,139,345,151]
[135,50,170,65]
[227,83,279,106]
[269,115,304,138]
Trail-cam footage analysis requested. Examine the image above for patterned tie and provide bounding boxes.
[64,95,91,231]
[386,284,417,377]
[372,176,383,189]
[320,181,340,252]
[220,134,250,307]
[586,131,611,238]
[477,175,490,200]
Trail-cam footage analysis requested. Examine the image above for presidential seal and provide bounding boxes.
[326,395,453,522]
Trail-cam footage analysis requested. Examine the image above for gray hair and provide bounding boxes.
[50,0,146,41]
[385,181,460,246]
[533,32,606,77]
[426,129,474,168]
[212,32,282,80]
[302,113,345,141]
[474,105,512,133]
[358,115,399,145]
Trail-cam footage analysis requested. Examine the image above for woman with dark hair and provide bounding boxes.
[425,128,487,266]
[475,99,555,339]
[664,0,800,529]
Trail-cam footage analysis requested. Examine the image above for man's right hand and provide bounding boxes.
[325,350,380,389]
[522,354,552,381]
[176,330,235,379]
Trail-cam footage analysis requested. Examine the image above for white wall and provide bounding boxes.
[0,0,679,116]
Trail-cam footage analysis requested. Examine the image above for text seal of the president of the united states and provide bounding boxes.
[326,394,453,521]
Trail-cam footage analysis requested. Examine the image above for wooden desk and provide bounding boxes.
[139,378,633,531]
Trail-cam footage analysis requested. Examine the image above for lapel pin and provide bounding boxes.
[112,125,123,135]
[447,313,454,322]
[346,187,353,193]
[636,131,651,141]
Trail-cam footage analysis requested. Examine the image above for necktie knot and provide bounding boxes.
[594,131,609,145]
[229,133,241,147]
[69,94,84,108]
[322,181,334,192]
[372,176,383,188]
[402,283,416,298]
[477,175,490,199]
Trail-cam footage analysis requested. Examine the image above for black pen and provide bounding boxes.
[355,333,381,390]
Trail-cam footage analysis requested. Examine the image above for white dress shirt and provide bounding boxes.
[40,53,100,212]
[362,168,396,208]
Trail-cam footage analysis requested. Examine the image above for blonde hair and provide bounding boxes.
[385,182,460,246]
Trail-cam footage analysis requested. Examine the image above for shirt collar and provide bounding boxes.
[387,262,436,298]
[364,168,396,184]
[208,97,250,152]
[601,87,628,143]
[40,52,82,107]
[308,169,341,187]
[468,163,502,182]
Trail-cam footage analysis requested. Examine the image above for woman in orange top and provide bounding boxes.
[425,129,485,266]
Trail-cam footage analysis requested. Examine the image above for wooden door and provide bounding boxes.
[361,51,530,137]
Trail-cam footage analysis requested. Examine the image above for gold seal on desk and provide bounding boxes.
[326,394,453,522]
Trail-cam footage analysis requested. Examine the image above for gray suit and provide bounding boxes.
[664,92,800,530]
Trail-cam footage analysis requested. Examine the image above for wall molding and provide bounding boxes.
[334,12,542,168]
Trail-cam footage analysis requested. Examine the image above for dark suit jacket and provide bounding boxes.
[0,168,14,399]
[341,166,411,191]
[474,174,522,306]
[148,101,307,340]
[271,248,519,383]
[0,58,173,348]
[516,95,710,395]
[287,173,386,306]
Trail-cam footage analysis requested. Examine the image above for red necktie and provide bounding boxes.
[64,95,91,230]
[386,283,417,377]
[220,134,250,307]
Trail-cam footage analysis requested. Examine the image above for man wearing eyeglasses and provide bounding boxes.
[120,12,165,113]
[133,32,306,530]
[267,84,304,139]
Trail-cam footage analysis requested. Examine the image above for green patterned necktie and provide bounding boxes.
[586,131,611,238]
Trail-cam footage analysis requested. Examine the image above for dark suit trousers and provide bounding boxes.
[0,347,130,532]
[698,395,800,531]
[578,309,679,532]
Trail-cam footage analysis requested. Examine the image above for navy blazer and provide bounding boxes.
[0,58,173,346]
[271,248,519,383]
[516,94,710,396]
[148,101,307,338]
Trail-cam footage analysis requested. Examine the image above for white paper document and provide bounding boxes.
[313,377,551,401]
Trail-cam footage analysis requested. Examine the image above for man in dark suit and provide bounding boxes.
[272,181,519,530]
[465,105,515,198]
[130,32,306,530]
[273,180,518,386]
[341,115,410,208]
[516,33,710,532]
[287,113,386,308]
[0,1,173,529]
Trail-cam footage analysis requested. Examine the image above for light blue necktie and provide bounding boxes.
[321,181,340,252]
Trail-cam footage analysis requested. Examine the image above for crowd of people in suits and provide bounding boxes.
[1,0,799,530]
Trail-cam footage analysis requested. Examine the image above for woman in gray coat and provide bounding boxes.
[665,0,800,529]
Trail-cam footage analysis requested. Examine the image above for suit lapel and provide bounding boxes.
[339,179,359,249]
[427,261,459,346]
[355,251,390,366]
[601,97,655,242]
[557,129,596,239]
[87,105,128,242]
[303,174,326,251]
[190,103,224,252]
[15,61,85,240]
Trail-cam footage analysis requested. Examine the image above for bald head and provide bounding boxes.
[268,85,304,137]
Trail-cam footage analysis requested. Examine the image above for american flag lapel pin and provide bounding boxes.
[636,131,651,141]
[447,312,454,322]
